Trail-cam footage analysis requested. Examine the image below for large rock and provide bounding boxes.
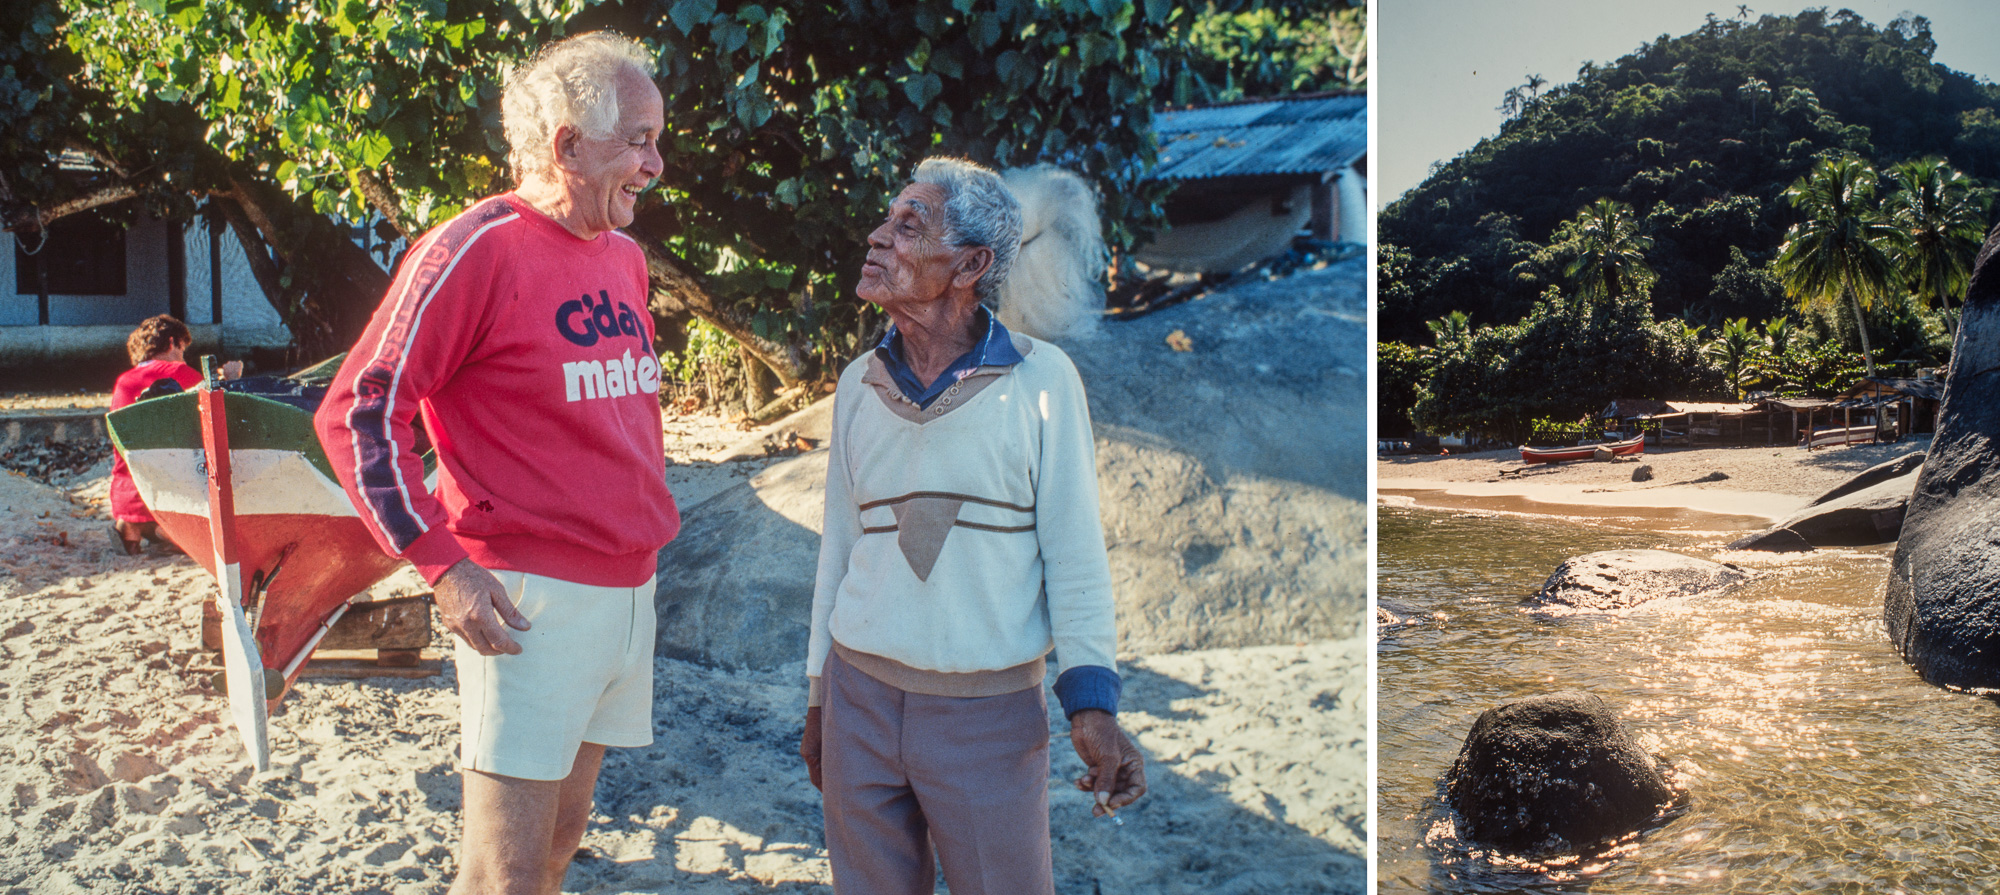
[1807,450,1925,506]
[1533,549,1750,611]
[1887,225,2000,689]
[654,453,825,670]
[1729,470,1918,551]
[653,263,1366,668]
[1446,693,1678,852]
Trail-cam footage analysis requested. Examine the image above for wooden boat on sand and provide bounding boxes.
[1520,433,1646,465]
[106,358,431,769]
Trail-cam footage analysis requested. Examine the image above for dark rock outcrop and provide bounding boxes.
[1807,450,1925,507]
[1533,549,1750,611]
[1445,693,1678,851]
[1728,471,1918,551]
[1724,527,1814,553]
[1886,224,2000,689]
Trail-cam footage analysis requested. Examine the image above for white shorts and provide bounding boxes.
[454,569,656,781]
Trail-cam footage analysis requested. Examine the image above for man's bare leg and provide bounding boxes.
[451,743,606,895]
[544,743,606,893]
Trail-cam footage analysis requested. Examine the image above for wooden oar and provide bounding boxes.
[197,356,271,772]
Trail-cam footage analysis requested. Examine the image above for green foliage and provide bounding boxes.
[1557,197,1655,302]
[1378,9,2000,345]
[1409,291,1721,440]
[1774,153,1903,375]
[662,316,738,385]
[1374,339,1428,438]
[1526,415,1606,446]
[1884,155,1993,324]
[9,0,1358,368]
[1161,1,1363,105]
[1700,317,1758,399]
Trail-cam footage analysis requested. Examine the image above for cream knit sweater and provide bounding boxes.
[806,334,1117,705]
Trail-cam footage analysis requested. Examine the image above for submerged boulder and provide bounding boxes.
[1445,693,1678,851]
[1533,549,1750,611]
[1887,226,2000,689]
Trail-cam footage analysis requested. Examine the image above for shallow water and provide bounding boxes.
[1377,501,2000,894]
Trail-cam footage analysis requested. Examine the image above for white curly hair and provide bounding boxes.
[500,32,657,184]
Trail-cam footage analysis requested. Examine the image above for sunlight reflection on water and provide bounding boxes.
[1379,503,2000,894]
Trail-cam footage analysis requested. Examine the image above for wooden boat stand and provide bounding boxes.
[200,593,443,680]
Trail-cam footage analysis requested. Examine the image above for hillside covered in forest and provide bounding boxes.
[1378,8,1999,437]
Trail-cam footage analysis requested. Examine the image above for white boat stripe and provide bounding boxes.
[126,449,358,519]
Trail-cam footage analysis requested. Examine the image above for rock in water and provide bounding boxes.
[1446,693,1677,851]
[1887,225,2000,689]
[1533,549,1750,611]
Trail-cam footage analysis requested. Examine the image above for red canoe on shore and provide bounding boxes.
[1520,434,1646,464]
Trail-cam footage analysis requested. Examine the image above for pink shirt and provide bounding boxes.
[109,359,203,523]
[314,194,679,586]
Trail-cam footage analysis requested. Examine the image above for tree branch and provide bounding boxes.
[1,182,141,233]
[626,219,804,387]
[350,168,409,240]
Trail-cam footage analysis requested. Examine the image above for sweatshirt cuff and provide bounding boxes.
[405,526,472,585]
[807,676,825,708]
[1053,665,1121,718]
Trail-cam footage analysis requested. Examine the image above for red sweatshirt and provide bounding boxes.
[314,194,679,587]
[109,359,204,523]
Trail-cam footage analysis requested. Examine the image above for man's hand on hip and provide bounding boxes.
[1070,709,1146,816]
[434,559,530,656]
[800,706,825,791]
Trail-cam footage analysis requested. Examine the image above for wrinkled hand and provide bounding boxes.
[800,706,824,791]
[1070,709,1145,816]
[434,560,529,656]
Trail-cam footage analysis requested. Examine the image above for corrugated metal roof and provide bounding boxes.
[1844,377,1945,401]
[1149,94,1367,181]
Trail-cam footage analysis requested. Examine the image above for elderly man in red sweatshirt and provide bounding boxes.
[798,157,1146,894]
[314,32,676,895]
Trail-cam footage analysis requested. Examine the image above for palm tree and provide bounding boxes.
[1426,310,1472,346]
[1563,198,1656,304]
[1774,155,1903,378]
[1886,157,1991,333]
[1702,317,1760,399]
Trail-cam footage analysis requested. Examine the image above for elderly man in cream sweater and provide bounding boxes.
[797,157,1145,894]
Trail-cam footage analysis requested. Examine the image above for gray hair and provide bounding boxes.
[501,32,657,184]
[913,157,1023,305]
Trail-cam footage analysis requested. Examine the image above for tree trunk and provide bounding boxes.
[1848,287,1876,378]
[212,176,392,360]
[739,345,773,415]
[625,219,807,387]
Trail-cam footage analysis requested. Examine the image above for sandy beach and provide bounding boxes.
[1378,437,1932,521]
[0,398,1363,893]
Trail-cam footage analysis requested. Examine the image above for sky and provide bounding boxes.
[1377,1,2000,208]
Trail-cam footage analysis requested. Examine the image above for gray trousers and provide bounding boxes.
[821,648,1056,895]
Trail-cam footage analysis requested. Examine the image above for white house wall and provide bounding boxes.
[187,218,291,353]
[1,218,171,327]
[2,213,294,366]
